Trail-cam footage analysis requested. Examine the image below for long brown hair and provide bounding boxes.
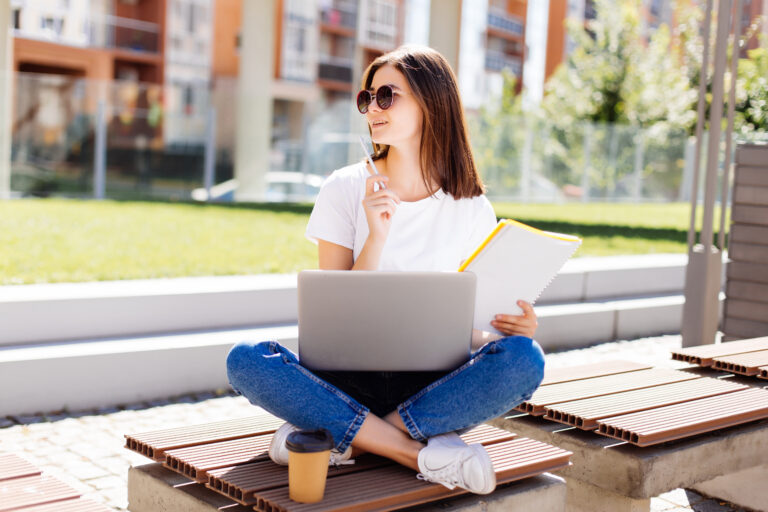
[361,46,485,199]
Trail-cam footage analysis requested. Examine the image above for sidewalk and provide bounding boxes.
[0,334,750,512]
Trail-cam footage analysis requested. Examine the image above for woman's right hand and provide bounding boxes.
[362,174,400,244]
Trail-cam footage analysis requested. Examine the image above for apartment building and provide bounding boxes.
[10,0,213,147]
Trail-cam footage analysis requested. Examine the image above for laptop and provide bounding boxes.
[297,270,477,371]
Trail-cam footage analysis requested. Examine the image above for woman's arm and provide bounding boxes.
[317,173,400,271]
[317,238,390,270]
[318,240,354,270]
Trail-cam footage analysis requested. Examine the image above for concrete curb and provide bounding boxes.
[0,254,713,347]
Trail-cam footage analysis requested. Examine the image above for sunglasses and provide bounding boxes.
[356,84,395,114]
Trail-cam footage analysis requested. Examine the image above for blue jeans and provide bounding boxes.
[226,336,545,453]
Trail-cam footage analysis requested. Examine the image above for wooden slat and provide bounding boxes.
[517,369,699,415]
[727,260,768,285]
[0,474,80,512]
[252,438,572,512]
[543,378,748,430]
[164,434,274,482]
[596,388,768,446]
[0,453,41,481]
[735,165,768,186]
[728,241,768,265]
[125,414,284,461]
[207,456,389,505]
[731,204,768,227]
[722,317,768,340]
[735,145,768,167]
[729,224,768,246]
[733,184,768,206]
[711,349,768,376]
[540,360,653,386]
[724,298,768,324]
[205,424,516,505]
[726,280,768,304]
[670,336,768,365]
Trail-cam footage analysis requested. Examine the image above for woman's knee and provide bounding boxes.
[225,340,273,386]
[494,336,546,389]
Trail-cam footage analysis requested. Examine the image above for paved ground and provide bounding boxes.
[0,334,754,511]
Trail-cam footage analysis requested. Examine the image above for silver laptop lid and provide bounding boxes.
[297,270,476,372]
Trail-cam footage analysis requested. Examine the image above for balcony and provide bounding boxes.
[100,15,161,54]
[487,8,524,37]
[359,0,398,50]
[320,0,358,31]
[317,55,354,84]
[14,14,160,54]
[485,51,522,75]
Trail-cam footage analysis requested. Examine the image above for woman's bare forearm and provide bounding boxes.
[351,237,385,271]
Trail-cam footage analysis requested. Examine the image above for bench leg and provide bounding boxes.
[692,464,768,512]
[566,479,650,512]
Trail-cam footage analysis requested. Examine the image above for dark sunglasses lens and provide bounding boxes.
[357,90,372,113]
[377,85,393,109]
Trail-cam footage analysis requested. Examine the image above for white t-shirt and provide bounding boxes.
[306,162,498,271]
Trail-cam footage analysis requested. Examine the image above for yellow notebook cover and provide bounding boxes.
[459,219,582,333]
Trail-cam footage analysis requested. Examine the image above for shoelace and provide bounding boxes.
[416,450,475,490]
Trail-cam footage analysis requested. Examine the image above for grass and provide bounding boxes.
[0,199,726,285]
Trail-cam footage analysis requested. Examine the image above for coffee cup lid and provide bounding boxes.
[286,429,334,453]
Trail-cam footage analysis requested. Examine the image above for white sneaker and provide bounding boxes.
[417,432,496,495]
[268,423,354,466]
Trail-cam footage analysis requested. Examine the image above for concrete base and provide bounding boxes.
[567,479,650,512]
[128,462,251,512]
[128,463,567,512]
[490,408,768,500]
[0,325,298,416]
[692,464,768,512]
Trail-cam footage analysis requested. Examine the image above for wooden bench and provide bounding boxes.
[124,417,572,511]
[0,453,112,512]
[490,350,768,512]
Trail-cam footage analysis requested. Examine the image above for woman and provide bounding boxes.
[226,46,544,495]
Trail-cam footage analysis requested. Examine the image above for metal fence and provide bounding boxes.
[7,72,767,203]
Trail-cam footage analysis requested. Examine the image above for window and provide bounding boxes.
[183,85,194,115]
[188,4,196,33]
[40,16,64,36]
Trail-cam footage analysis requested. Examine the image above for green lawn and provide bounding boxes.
[0,199,724,285]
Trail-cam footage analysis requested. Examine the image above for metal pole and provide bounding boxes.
[94,100,106,200]
[0,3,13,200]
[681,0,732,347]
[203,106,217,201]
[581,122,591,203]
[632,129,644,202]
[719,0,741,251]
[687,0,714,249]
[520,116,533,202]
[700,0,731,250]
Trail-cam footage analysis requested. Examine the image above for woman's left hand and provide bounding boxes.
[491,300,538,338]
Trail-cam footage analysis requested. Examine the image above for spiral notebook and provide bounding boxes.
[458,219,582,333]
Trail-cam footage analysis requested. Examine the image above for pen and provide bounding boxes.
[359,135,386,189]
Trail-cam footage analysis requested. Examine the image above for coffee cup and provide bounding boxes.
[286,428,334,503]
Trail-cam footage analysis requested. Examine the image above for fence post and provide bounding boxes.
[581,123,592,203]
[0,3,13,200]
[203,106,217,201]
[520,117,533,202]
[93,100,106,200]
[632,130,644,202]
[679,137,696,202]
